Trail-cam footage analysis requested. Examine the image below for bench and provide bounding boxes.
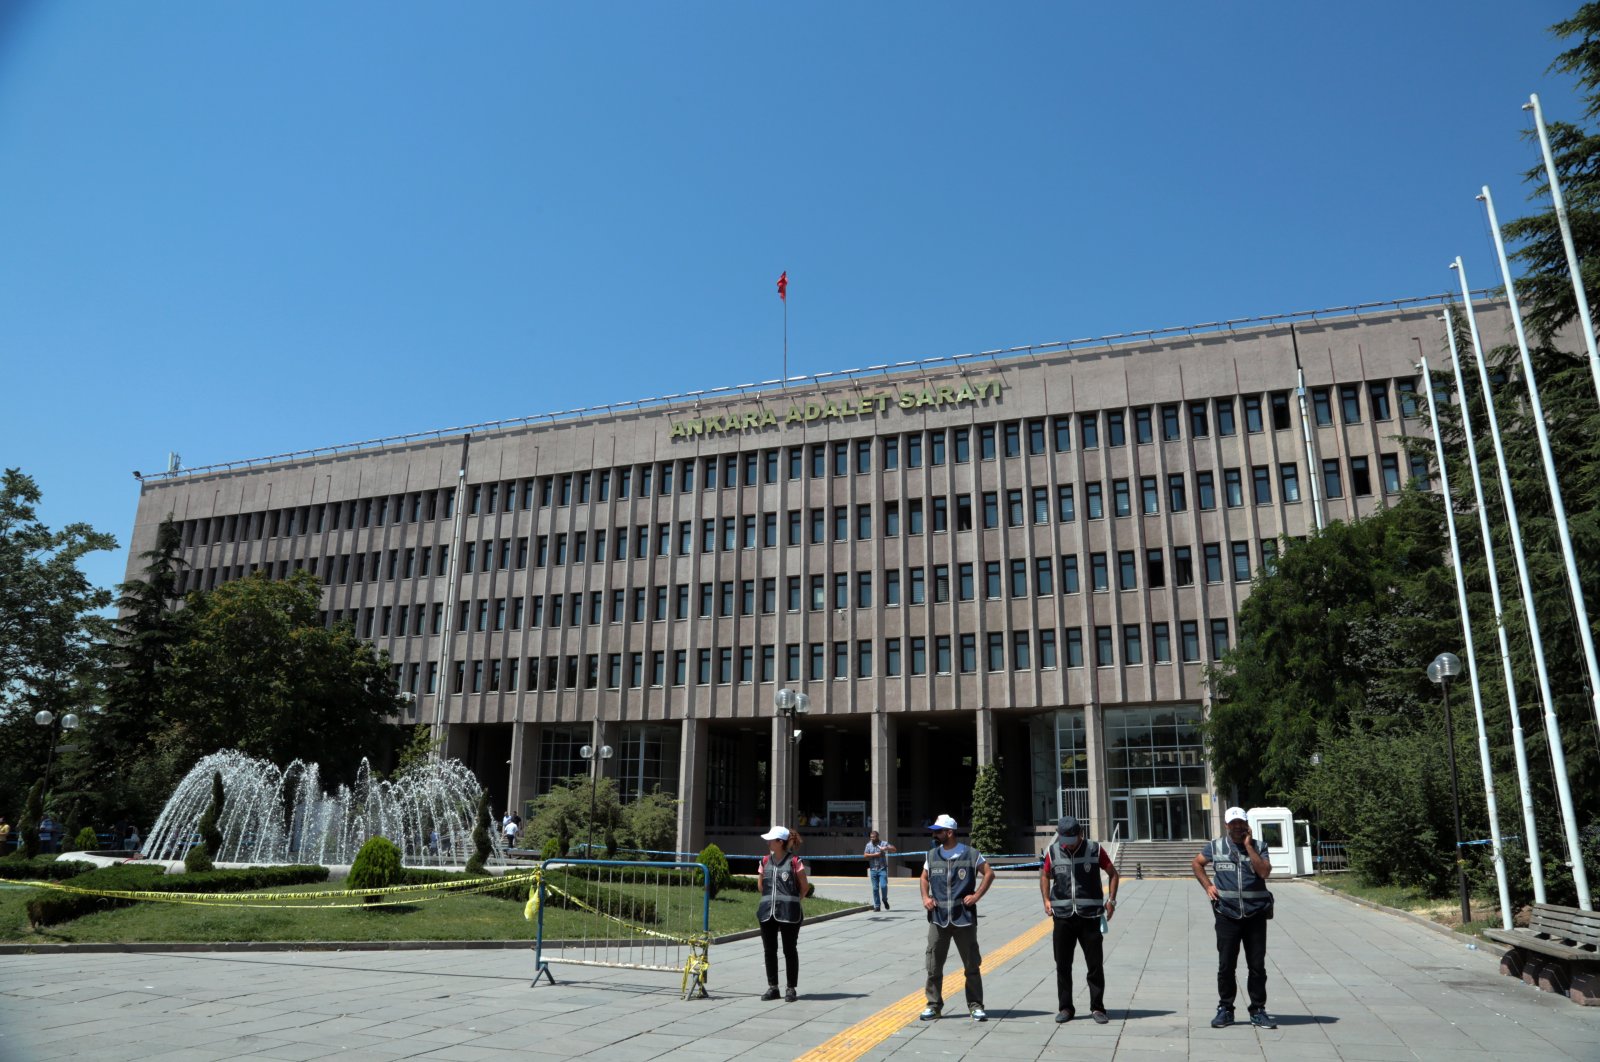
[1483,903,1600,1005]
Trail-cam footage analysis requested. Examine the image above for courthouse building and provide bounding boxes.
[126,295,1503,859]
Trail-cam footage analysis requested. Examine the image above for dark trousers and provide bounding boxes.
[1214,911,1268,1012]
[925,921,983,1007]
[759,917,800,988]
[1052,914,1105,1012]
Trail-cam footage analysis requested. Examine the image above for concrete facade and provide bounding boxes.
[125,296,1503,859]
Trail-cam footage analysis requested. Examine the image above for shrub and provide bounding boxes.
[185,772,225,873]
[0,856,96,880]
[26,863,329,927]
[73,827,100,851]
[697,843,731,899]
[184,841,215,874]
[465,793,491,875]
[540,837,561,862]
[969,763,1008,855]
[622,787,680,854]
[347,836,402,904]
[18,781,43,860]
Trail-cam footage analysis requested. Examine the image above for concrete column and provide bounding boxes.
[870,711,897,846]
[1085,703,1108,840]
[676,718,708,855]
[771,716,793,829]
[975,707,997,766]
[508,722,540,824]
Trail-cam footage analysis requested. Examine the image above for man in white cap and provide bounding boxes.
[918,813,995,1021]
[1039,814,1118,1023]
[1192,807,1276,1030]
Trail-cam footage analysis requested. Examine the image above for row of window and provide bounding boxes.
[394,619,1236,696]
[175,380,1420,549]
[176,450,1426,594]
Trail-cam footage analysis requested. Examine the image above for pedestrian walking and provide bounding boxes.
[918,813,995,1022]
[1192,807,1277,1030]
[864,829,896,911]
[1039,814,1119,1023]
[756,825,807,1002]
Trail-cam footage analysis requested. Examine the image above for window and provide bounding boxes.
[1270,391,1291,431]
[979,426,995,460]
[1141,476,1160,515]
[1032,487,1050,524]
[1122,625,1143,665]
[1053,416,1073,452]
[833,642,848,679]
[788,447,803,480]
[1027,419,1046,455]
[1224,468,1243,508]
[1409,453,1431,490]
[883,502,899,537]
[1133,406,1153,443]
[1188,401,1209,438]
[1152,622,1171,663]
[987,632,1005,671]
[1113,478,1131,517]
[858,640,873,678]
[959,562,975,600]
[1010,559,1028,598]
[1210,619,1231,660]
[907,434,923,467]
[1091,552,1109,592]
[1118,550,1137,590]
[985,561,1002,598]
[856,439,872,474]
[1196,471,1215,510]
[1061,555,1080,594]
[857,573,873,608]
[931,431,947,466]
[1216,399,1236,436]
[886,638,901,676]
[1398,377,1420,418]
[1340,384,1362,424]
[1003,421,1021,457]
[1381,453,1402,494]
[1095,626,1114,667]
[809,643,825,680]
[1007,490,1024,527]
[1080,413,1099,450]
[1351,456,1372,496]
[1244,395,1263,433]
[954,427,971,463]
[1204,543,1223,583]
[1161,403,1182,441]
[1065,628,1084,668]
[1146,548,1165,588]
[885,570,901,605]
[908,499,924,534]
[1231,541,1251,581]
[1312,387,1333,426]
[1040,630,1057,669]
[1180,621,1200,662]
[1058,485,1076,522]
[1035,557,1053,595]
[1012,632,1031,670]
[883,437,899,470]
[1322,458,1343,499]
[1261,538,1280,575]
[982,492,999,529]
[1279,462,1300,502]
[1106,411,1126,447]
[910,636,927,676]
[1252,466,1272,504]
[1369,381,1392,421]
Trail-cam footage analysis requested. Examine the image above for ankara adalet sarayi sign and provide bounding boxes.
[668,379,1004,440]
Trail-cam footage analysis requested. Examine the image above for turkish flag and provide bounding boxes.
[777,272,787,301]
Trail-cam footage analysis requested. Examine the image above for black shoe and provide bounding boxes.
[1249,1010,1276,1030]
[1055,1009,1073,1023]
[761,986,780,1001]
[1091,1010,1109,1025]
[1211,1007,1234,1028]
[883,900,890,910]
[785,987,798,1002]
[873,906,881,912]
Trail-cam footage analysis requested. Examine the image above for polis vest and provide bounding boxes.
[757,854,803,924]
[926,845,980,927]
[1210,836,1272,919]
[1047,839,1104,918]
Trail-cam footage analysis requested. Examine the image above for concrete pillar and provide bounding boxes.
[677,718,708,856]
[908,725,930,826]
[870,711,897,843]
[975,707,996,766]
[1085,703,1108,841]
[508,722,540,823]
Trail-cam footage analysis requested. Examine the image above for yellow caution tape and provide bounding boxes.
[0,870,542,908]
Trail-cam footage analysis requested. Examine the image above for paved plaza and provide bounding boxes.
[2,874,1597,1061]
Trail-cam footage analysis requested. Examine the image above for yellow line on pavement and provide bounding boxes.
[795,916,1054,1062]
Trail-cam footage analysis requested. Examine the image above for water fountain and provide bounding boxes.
[142,750,507,866]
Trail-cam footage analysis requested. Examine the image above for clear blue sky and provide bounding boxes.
[0,1,1587,596]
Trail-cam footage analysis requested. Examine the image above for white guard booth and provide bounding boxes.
[1245,806,1303,877]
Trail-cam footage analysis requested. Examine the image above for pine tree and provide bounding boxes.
[969,764,1008,855]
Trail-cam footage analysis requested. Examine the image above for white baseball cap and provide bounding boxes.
[1224,806,1249,823]
[928,814,959,831]
[761,826,791,841]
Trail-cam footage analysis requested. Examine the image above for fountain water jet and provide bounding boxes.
[143,750,506,866]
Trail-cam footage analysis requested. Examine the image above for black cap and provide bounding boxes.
[1056,815,1081,835]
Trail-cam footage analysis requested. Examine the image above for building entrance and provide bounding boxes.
[1130,788,1207,841]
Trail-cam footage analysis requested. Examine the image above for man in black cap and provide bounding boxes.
[1038,814,1119,1023]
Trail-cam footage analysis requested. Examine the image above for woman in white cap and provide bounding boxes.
[756,825,808,1001]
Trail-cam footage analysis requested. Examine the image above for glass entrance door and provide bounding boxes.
[1130,789,1203,841]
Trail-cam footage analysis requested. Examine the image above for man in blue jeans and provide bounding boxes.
[864,830,896,911]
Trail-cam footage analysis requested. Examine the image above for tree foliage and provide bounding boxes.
[348,835,403,902]
[969,763,1008,855]
[621,787,680,854]
[465,793,492,875]
[527,774,621,858]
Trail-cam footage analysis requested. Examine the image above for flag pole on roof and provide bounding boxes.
[777,271,788,385]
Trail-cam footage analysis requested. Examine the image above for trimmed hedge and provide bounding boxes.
[0,856,98,881]
[541,868,658,923]
[26,864,330,927]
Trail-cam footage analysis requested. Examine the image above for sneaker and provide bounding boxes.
[919,1004,941,1021]
[883,900,890,910]
[969,1004,987,1022]
[1210,1007,1234,1028]
[1055,1009,1073,1023]
[1249,1011,1276,1030]
[785,987,798,1002]
[1091,1010,1109,1025]
[873,906,881,912]
[761,986,780,1001]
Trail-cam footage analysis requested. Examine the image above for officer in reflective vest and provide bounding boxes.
[1192,807,1277,1030]
[1038,815,1119,1024]
[756,825,808,1001]
[918,814,995,1022]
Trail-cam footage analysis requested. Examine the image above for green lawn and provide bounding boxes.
[1314,875,1506,936]
[0,876,852,945]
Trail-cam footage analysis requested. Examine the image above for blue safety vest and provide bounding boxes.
[926,844,982,927]
[757,854,804,924]
[1047,839,1105,918]
[1207,836,1273,919]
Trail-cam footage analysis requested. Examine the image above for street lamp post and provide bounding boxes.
[1427,652,1472,927]
[34,709,80,796]
[579,743,612,856]
[774,688,810,828]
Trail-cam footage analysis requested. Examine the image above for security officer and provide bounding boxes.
[1191,807,1277,1030]
[756,825,807,1001]
[918,813,995,1022]
[1039,814,1118,1023]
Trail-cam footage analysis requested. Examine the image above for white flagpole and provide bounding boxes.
[1420,350,1512,929]
[1525,94,1600,405]
[1442,305,1546,904]
[1455,256,1591,910]
[1482,186,1600,751]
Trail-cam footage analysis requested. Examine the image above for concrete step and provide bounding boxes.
[1116,840,1204,878]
